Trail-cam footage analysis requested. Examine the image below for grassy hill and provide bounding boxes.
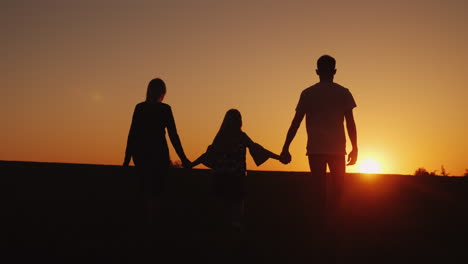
[2,160,468,263]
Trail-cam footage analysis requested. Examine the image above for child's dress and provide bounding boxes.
[197,132,273,201]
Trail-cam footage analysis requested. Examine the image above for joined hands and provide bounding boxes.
[279,150,291,164]
[181,158,192,169]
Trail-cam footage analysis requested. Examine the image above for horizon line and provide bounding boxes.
[0,159,421,177]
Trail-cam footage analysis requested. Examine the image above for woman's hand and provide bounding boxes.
[123,155,131,167]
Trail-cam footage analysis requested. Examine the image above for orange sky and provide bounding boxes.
[2,0,467,175]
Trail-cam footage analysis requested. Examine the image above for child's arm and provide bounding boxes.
[263,149,290,164]
[264,149,281,161]
[243,133,283,166]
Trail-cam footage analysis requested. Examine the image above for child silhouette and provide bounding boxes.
[191,109,285,230]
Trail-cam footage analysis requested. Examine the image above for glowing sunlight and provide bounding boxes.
[357,158,382,174]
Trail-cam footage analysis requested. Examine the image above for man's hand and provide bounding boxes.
[347,148,358,166]
[280,150,292,164]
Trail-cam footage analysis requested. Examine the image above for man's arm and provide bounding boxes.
[345,109,358,166]
[280,111,305,164]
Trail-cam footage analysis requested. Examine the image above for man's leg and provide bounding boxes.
[326,155,346,260]
[307,154,331,257]
[327,155,345,214]
[308,154,328,218]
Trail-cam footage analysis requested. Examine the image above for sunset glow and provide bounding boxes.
[1,1,468,176]
[357,159,382,174]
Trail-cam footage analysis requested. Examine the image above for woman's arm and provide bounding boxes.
[123,106,138,166]
[166,106,191,167]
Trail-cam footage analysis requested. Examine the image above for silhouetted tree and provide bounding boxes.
[440,165,449,176]
[414,168,430,177]
[414,167,438,177]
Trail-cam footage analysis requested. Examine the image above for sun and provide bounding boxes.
[357,158,382,174]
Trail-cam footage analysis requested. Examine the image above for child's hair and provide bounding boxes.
[211,109,243,151]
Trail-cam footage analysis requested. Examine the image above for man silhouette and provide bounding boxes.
[280,55,358,219]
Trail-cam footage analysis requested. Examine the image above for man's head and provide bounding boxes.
[316,55,336,80]
[146,78,166,102]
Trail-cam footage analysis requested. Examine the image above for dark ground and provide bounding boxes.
[2,160,468,263]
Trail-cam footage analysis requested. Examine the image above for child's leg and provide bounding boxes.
[228,198,244,229]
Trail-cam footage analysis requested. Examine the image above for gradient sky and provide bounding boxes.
[2,0,467,175]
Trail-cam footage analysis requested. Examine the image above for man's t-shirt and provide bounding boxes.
[296,82,357,155]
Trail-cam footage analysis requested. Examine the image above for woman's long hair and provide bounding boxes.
[211,109,243,152]
[146,78,166,102]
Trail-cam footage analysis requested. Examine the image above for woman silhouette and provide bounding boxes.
[123,78,190,225]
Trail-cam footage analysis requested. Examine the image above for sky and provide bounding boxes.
[2,0,467,175]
